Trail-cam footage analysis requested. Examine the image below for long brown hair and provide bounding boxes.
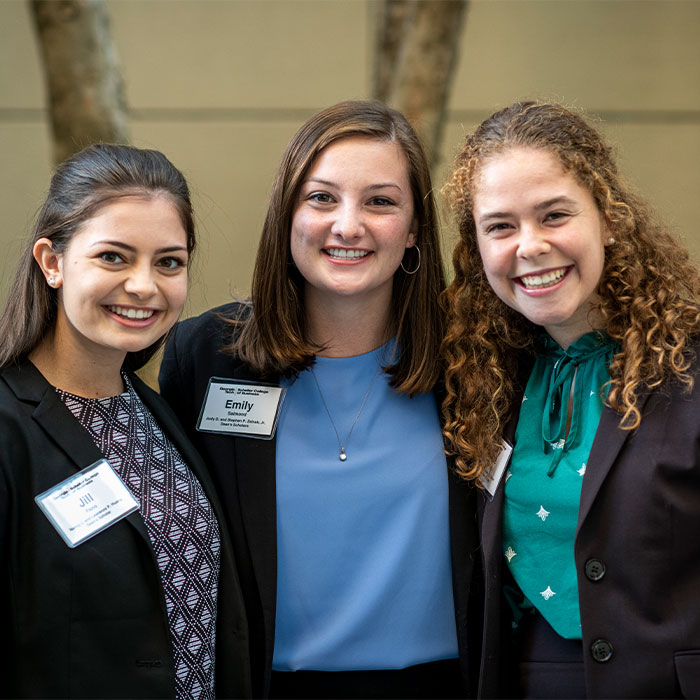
[0,143,195,371]
[442,101,700,482]
[233,100,445,395]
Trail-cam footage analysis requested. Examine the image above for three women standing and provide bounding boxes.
[443,101,700,698]
[160,101,479,699]
[0,145,250,698]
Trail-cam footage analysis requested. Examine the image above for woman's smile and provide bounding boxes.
[514,266,572,290]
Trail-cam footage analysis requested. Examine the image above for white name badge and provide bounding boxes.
[35,459,139,548]
[479,440,513,500]
[197,378,286,439]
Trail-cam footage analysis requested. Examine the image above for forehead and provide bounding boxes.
[70,195,187,245]
[307,136,410,179]
[472,147,585,206]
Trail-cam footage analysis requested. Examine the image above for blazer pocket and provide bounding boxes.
[674,650,700,698]
[70,614,174,698]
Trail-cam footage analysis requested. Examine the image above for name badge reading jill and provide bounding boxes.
[197,378,285,439]
[35,459,138,548]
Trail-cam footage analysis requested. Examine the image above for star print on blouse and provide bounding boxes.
[578,463,586,476]
[505,546,517,562]
[536,505,550,521]
[540,586,556,600]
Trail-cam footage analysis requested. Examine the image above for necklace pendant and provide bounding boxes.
[339,448,347,462]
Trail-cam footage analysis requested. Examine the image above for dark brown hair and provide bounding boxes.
[233,100,445,395]
[0,143,195,370]
[442,101,700,482]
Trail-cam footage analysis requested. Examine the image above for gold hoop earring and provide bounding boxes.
[400,245,421,275]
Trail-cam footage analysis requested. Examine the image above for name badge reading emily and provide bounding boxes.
[197,378,286,439]
[35,459,139,548]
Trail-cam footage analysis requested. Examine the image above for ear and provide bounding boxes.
[33,238,63,289]
[600,213,614,247]
[406,219,418,248]
[602,226,615,247]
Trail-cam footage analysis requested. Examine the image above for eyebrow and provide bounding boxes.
[304,178,403,191]
[91,240,188,254]
[477,196,578,225]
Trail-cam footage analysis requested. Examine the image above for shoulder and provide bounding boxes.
[170,301,250,356]
[160,302,261,406]
[0,361,47,417]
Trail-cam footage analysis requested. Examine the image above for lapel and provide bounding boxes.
[479,398,520,574]
[17,364,106,470]
[577,391,651,533]
[4,360,154,547]
[230,363,279,636]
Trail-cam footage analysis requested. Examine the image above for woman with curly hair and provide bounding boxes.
[442,101,700,699]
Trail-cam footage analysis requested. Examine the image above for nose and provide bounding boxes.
[330,202,364,241]
[516,222,551,259]
[123,263,158,299]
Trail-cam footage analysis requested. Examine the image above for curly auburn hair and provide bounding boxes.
[442,101,700,483]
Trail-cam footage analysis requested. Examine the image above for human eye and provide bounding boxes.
[368,196,395,207]
[99,251,125,264]
[307,192,334,204]
[157,255,186,271]
[544,211,571,224]
[484,222,513,236]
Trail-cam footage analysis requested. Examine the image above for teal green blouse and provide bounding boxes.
[502,331,616,639]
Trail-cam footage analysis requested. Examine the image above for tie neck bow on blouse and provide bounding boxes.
[538,331,615,476]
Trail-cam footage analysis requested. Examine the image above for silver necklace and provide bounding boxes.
[309,365,380,462]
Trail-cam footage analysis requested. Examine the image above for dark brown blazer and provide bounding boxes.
[478,354,700,698]
[0,360,251,699]
[159,302,482,698]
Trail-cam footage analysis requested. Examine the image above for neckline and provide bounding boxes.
[55,372,132,402]
[313,338,397,366]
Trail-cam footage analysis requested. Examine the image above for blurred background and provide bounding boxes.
[1,0,699,382]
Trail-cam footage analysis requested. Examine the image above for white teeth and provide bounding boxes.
[108,305,155,320]
[326,248,369,260]
[519,268,568,289]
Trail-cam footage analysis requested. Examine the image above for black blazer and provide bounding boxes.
[0,360,251,699]
[159,302,482,698]
[478,353,700,698]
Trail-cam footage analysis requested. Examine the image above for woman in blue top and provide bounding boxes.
[159,101,479,699]
[442,100,700,698]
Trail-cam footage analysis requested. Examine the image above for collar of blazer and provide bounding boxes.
[3,358,157,549]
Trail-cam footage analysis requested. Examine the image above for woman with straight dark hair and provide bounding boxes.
[160,100,479,699]
[443,101,700,698]
[0,144,250,699]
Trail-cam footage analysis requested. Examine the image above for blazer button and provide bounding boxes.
[591,639,614,663]
[584,558,606,581]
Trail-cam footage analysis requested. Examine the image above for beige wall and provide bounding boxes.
[2,0,699,334]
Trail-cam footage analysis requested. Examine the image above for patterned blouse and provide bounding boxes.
[57,374,220,700]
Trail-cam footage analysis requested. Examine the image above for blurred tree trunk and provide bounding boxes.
[373,0,468,168]
[30,0,129,164]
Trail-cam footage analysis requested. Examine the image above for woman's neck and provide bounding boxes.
[29,329,126,398]
[305,292,393,358]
